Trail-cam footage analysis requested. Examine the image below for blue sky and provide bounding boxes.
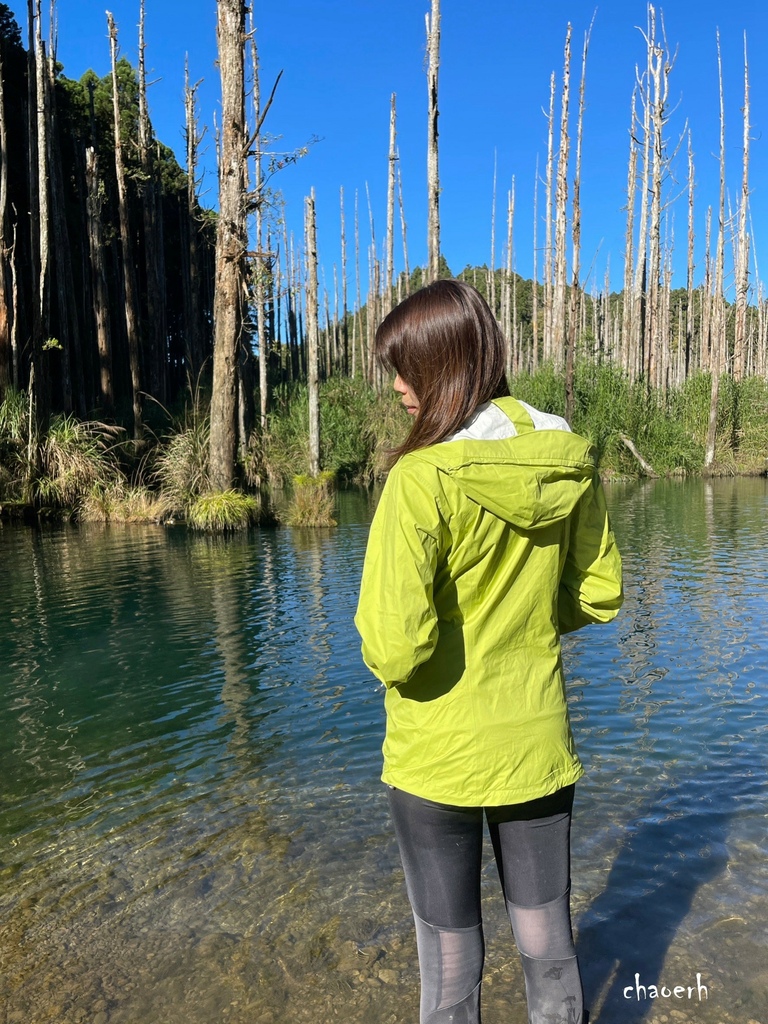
[35,1,768,294]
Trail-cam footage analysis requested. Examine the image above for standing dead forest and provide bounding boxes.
[1,0,767,529]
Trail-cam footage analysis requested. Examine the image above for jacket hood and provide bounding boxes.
[411,397,597,531]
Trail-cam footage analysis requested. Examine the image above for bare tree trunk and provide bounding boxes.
[340,186,348,374]
[426,0,440,283]
[646,7,674,391]
[622,87,638,376]
[138,0,165,403]
[511,181,518,374]
[566,20,591,422]
[354,189,362,378]
[553,24,571,373]
[397,160,410,297]
[0,49,9,390]
[532,155,539,371]
[489,150,497,316]
[702,208,713,370]
[108,11,142,438]
[305,190,320,476]
[85,147,113,410]
[184,57,204,375]
[543,72,555,362]
[385,92,397,316]
[209,0,246,489]
[503,178,514,373]
[10,218,19,388]
[632,15,653,383]
[250,21,269,430]
[365,182,377,383]
[25,0,38,336]
[685,130,694,378]
[282,217,297,382]
[705,33,726,469]
[33,0,50,421]
[332,263,340,373]
[733,32,750,383]
[47,18,78,413]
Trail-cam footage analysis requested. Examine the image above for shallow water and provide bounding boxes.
[1,479,766,1024]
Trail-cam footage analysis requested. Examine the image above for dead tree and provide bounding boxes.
[305,190,320,476]
[489,151,497,315]
[645,6,675,391]
[138,0,165,402]
[426,0,440,283]
[632,12,653,384]
[543,72,555,361]
[705,32,726,469]
[385,93,397,316]
[397,160,410,298]
[621,87,638,375]
[34,0,50,394]
[0,48,9,390]
[209,0,247,489]
[250,21,269,430]
[108,11,142,438]
[85,147,113,410]
[566,20,592,421]
[685,130,694,378]
[353,189,362,377]
[47,11,79,413]
[532,155,539,370]
[184,56,204,375]
[733,32,750,383]
[552,24,572,372]
[340,186,348,373]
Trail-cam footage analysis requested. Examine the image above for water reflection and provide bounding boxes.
[0,478,767,1024]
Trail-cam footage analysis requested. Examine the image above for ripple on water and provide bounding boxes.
[1,479,767,1023]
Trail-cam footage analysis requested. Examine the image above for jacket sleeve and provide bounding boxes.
[354,459,445,688]
[558,475,623,635]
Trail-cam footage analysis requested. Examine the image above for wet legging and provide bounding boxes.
[387,784,584,1024]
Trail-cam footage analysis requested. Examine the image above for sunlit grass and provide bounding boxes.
[186,489,260,532]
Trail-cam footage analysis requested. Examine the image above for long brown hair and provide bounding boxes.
[376,279,510,461]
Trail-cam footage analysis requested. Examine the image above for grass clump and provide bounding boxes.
[152,418,211,516]
[187,489,260,532]
[284,471,337,527]
[79,483,164,523]
[35,415,122,508]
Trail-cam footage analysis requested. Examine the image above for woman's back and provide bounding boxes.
[355,396,622,805]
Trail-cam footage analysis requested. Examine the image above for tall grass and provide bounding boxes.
[284,471,337,527]
[511,364,767,476]
[262,377,407,484]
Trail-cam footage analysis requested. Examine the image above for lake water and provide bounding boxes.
[1,478,767,1024]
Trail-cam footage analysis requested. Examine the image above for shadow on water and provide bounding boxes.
[578,774,736,1024]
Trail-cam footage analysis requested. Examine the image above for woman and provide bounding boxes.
[354,280,623,1024]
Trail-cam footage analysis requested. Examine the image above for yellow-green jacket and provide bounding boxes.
[354,397,623,806]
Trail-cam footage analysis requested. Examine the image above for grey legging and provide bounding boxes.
[387,784,584,1024]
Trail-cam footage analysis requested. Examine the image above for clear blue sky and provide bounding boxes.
[30,1,768,295]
